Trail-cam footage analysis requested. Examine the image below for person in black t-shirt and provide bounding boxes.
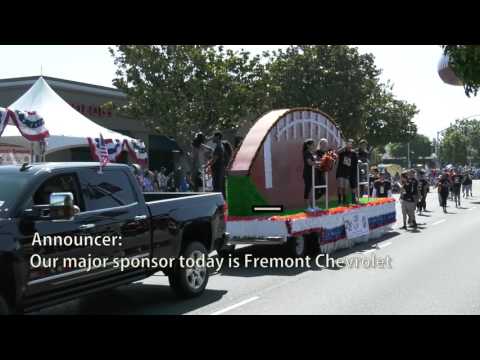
[437,173,450,213]
[417,170,430,214]
[372,172,392,198]
[303,139,316,210]
[211,131,226,197]
[357,139,370,163]
[400,172,418,229]
[462,172,473,198]
[451,170,463,208]
[336,139,358,205]
[369,167,380,196]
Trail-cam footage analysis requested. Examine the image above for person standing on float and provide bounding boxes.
[336,139,358,205]
[302,139,317,211]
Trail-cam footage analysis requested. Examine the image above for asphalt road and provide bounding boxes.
[35,181,480,315]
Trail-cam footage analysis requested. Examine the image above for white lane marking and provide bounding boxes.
[211,296,259,315]
[468,207,477,211]
[432,219,447,226]
[376,241,392,249]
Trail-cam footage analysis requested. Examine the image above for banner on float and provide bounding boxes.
[343,212,369,239]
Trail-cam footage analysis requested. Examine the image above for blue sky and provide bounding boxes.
[0,45,478,140]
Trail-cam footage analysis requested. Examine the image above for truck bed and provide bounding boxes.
[143,192,214,202]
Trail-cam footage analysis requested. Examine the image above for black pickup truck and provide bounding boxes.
[0,162,228,314]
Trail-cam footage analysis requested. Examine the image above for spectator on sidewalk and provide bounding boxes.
[143,170,155,192]
[191,132,213,192]
[157,167,169,192]
[210,131,227,197]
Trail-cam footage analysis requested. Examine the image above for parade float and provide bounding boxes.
[224,108,396,257]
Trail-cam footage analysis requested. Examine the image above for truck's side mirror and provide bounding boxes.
[27,192,77,221]
[48,192,76,220]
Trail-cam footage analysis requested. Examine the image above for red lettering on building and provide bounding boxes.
[69,103,113,118]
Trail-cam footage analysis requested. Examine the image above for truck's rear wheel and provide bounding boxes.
[169,241,209,298]
[0,294,11,315]
[286,236,307,258]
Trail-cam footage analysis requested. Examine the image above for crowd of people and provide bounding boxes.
[435,168,473,212]
[395,167,474,230]
[303,137,477,224]
[130,131,237,196]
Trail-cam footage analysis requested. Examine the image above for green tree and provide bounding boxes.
[439,118,480,165]
[263,45,418,147]
[442,45,480,97]
[389,134,433,162]
[109,45,268,146]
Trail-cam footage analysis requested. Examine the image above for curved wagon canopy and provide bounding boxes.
[227,108,344,216]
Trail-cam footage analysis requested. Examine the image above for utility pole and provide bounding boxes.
[407,142,411,169]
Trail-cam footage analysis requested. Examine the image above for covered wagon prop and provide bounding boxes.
[224,108,396,257]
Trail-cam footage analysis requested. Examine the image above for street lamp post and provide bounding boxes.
[407,142,411,168]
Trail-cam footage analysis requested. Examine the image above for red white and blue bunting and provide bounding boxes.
[87,137,148,166]
[0,106,148,165]
[0,107,49,141]
[124,139,148,166]
[226,199,397,254]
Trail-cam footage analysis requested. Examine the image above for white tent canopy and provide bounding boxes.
[0,77,135,154]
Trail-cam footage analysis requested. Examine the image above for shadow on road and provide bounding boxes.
[34,283,227,315]
[216,244,315,277]
[217,230,403,275]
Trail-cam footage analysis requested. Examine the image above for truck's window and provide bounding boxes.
[0,174,31,218]
[80,169,137,211]
[33,174,84,211]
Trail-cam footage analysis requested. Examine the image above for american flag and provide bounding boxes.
[98,133,109,167]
